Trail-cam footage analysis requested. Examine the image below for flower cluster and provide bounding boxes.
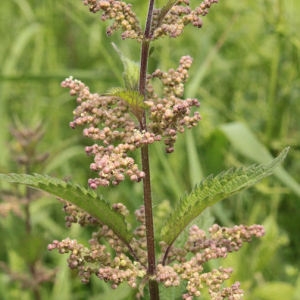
[152,0,219,39]
[62,55,200,186]
[146,55,201,153]
[48,204,147,287]
[49,202,264,299]
[62,77,159,188]
[62,200,100,227]
[157,224,264,299]
[83,0,143,40]
[82,0,219,41]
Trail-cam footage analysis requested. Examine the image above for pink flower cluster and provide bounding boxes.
[49,202,263,299]
[48,204,148,287]
[157,223,264,299]
[62,55,200,187]
[83,0,143,40]
[62,77,160,188]
[82,0,219,41]
[152,0,219,39]
[146,55,201,153]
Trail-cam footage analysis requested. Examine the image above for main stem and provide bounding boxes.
[139,1,159,299]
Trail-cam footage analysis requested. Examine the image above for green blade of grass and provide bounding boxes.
[220,122,300,197]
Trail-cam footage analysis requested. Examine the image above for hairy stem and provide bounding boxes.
[141,146,159,299]
[139,0,154,96]
[139,0,159,299]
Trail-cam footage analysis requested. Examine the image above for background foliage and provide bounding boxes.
[0,0,299,299]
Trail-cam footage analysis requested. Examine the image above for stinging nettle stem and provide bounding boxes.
[139,0,159,299]
[139,0,154,97]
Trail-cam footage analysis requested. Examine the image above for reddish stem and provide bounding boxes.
[139,1,160,299]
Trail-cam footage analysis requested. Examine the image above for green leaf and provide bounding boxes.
[108,87,144,109]
[0,174,132,243]
[161,147,289,245]
[108,87,145,119]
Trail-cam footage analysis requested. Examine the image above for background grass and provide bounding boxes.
[0,0,300,299]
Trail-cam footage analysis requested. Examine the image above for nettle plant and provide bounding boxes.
[1,1,289,299]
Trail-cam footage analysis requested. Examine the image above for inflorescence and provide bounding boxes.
[63,0,219,189]
[152,0,219,39]
[145,55,200,153]
[83,0,143,40]
[62,55,200,188]
[83,0,219,41]
[49,203,264,299]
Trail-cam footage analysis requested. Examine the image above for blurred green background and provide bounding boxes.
[0,0,299,299]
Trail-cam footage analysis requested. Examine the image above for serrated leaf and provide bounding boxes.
[108,87,145,119]
[108,87,145,108]
[0,173,132,243]
[161,147,289,245]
